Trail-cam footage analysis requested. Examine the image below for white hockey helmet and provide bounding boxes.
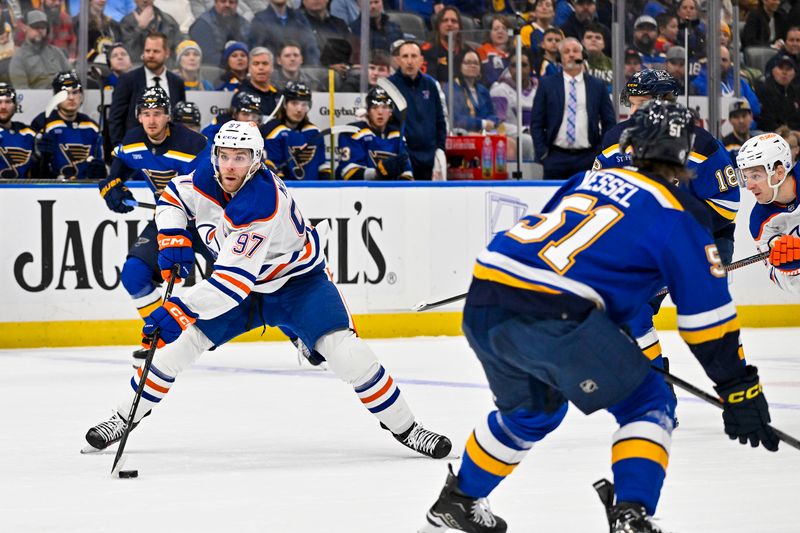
[212,120,264,192]
[736,133,793,202]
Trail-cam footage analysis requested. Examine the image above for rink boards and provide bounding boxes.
[1,181,797,348]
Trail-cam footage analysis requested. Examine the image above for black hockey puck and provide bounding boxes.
[118,470,139,478]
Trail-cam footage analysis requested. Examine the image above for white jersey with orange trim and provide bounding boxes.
[748,180,800,294]
[155,158,325,319]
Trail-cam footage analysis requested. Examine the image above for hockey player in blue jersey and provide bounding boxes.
[201,91,263,141]
[737,133,800,294]
[262,81,331,180]
[97,87,208,364]
[0,83,35,179]
[84,120,452,461]
[419,100,778,533]
[336,86,412,180]
[593,69,740,376]
[31,71,106,181]
[173,101,202,133]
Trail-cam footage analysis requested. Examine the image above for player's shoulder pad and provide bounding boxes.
[30,112,47,131]
[169,123,208,154]
[224,170,280,229]
[12,121,35,137]
[120,125,149,146]
[75,113,98,130]
[747,202,781,240]
[601,119,629,149]
[690,126,722,158]
[261,119,289,139]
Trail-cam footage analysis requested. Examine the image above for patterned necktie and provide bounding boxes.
[566,77,577,147]
[153,76,161,88]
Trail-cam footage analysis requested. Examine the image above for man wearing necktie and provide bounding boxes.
[531,37,616,180]
[108,32,186,147]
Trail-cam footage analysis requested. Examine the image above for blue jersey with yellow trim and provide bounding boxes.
[593,119,740,235]
[31,110,101,179]
[0,121,35,178]
[747,179,800,294]
[335,120,412,180]
[110,123,207,196]
[475,167,745,384]
[261,119,331,181]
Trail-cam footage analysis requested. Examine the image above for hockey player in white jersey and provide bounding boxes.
[84,121,452,460]
[737,133,800,293]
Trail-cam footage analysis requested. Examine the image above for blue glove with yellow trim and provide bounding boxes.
[714,365,779,451]
[98,176,134,213]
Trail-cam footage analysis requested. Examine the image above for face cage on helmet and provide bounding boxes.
[211,145,263,193]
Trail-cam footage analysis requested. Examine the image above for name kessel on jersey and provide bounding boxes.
[575,171,641,208]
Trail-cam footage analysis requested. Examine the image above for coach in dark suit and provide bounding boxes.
[531,37,616,180]
[108,32,186,147]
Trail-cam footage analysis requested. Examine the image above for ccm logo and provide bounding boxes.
[159,236,188,247]
[727,383,762,403]
[168,306,193,328]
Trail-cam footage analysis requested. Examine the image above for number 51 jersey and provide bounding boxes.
[476,167,738,336]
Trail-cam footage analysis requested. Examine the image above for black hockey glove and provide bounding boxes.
[98,176,135,213]
[36,134,55,161]
[375,154,408,180]
[714,365,779,451]
[86,159,107,180]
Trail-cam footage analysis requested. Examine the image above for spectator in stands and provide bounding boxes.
[676,0,706,59]
[217,40,249,90]
[521,0,556,50]
[755,54,800,131]
[722,99,759,160]
[330,0,359,26]
[776,126,800,163]
[477,15,511,86]
[388,41,447,180]
[664,45,686,94]
[532,27,562,79]
[630,15,665,68]
[74,0,121,55]
[272,41,321,90]
[239,46,279,117]
[120,0,182,59]
[367,50,392,88]
[249,0,321,66]
[583,23,611,91]
[303,0,353,71]
[105,41,132,88]
[158,0,196,34]
[9,10,70,89]
[561,0,610,55]
[349,0,403,56]
[108,31,186,145]
[490,49,536,161]
[531,37,615,180]
[422,6,473,83]
[174,39,214,90]
[779,26,800,81]
[641,0,671,18]
[445,49,497,133]
[654,12,678,53]
[741,0,789,49]
[623,47,643,79]
[189,0,262,22]
[0,22,14,84]
[189,0,250,67]
[692,46,761,119]
[42,0,78,61]
[719,21,731,48]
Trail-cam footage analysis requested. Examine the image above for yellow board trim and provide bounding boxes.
[1,305,799,349]
[612,439,669,470]
[465,432,516,477]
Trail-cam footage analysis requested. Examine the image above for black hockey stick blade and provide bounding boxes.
[652,366,800,451]
[412,292,467,312]
[110,265,180,475]
[123,199,157,210]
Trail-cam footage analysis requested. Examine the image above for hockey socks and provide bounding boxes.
[118,364,176,423]
[611,419,671,515]
[354,365,414,434]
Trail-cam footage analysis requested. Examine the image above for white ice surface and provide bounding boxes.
[1,329,799,533]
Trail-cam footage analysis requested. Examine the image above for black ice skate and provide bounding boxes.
[419,464,507,533]
[83,412,141,452]
[290,337,326,366]
[594,478,663,533]
[382,421,452,459]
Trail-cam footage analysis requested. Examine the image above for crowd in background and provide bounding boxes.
[0,0,799,180]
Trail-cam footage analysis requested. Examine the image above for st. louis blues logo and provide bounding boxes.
[0,146,33,178]
[143,169,178,192]
[58,143,92,179]
[288,144,317,179]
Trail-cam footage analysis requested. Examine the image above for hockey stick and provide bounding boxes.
[264,95,284,123]
[412,250,773,312]
[652,366,800,451]
[123,199,157,210]
[34,91,69,179]
[111,265,180,476]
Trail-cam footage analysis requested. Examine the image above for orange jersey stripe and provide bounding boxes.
[214,272,252,295]
[265,241,312,281]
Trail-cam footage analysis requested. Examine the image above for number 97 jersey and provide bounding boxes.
[476,167,735,330]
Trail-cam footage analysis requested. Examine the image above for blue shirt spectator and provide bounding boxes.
[444,50,498,132]
[249,0,321,66]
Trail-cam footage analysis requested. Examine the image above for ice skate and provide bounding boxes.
[595,478,663,533]
[419,464,507,533]
[291,337,326,367]
[83,412,141,453]
[383,421,452,459]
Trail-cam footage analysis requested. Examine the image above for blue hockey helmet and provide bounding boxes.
[621,69,679,107]
[619,98,695,167]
